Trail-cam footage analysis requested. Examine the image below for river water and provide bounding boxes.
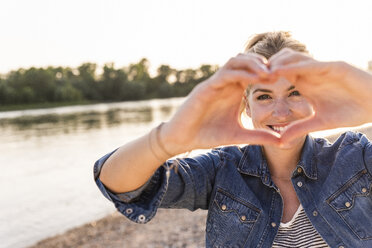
[0,98,184,248]
[1,97,371,248]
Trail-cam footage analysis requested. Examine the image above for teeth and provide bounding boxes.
[272,126,287,133]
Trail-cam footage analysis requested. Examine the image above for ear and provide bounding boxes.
[245,105,252,118]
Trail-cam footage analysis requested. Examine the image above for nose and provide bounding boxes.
[272,99,291,120]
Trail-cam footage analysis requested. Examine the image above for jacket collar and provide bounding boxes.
[237,135,317,182]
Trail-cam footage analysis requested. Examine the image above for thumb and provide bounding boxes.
[280,116,324,145]
[233,128,281,146]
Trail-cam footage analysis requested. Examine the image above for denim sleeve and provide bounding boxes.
[93,148,153,203]
[93,148,222,224]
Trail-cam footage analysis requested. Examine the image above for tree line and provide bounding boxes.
[0,58,219,105]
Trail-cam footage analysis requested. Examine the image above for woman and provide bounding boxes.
[94,32,372,247]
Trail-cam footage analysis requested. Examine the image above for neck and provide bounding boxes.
[262,137,306,179]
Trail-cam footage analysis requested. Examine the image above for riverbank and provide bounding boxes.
[28,209,207,248]
[28,126,372,248]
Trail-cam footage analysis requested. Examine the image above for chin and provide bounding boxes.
[279,135,307,150]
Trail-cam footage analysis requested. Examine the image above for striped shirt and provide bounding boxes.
[272,205,329,248]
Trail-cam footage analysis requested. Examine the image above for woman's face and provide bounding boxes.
[246,77,313,144]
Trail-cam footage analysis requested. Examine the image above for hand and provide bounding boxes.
[161,53,281,154]
[269,48,372,145]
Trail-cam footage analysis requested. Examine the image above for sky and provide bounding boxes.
[1,0,371,75]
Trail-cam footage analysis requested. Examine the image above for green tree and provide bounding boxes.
[100,63,131,101]
[0,59,218,107]
[151,64,175,98]
[54,84,82,102]
[0,80,12,104]
[127,58,150,81]
[127,58,153,97]
[6,67,55,103]
[74,63,100,100]
[198,64,218,80]
[156,65,174,83]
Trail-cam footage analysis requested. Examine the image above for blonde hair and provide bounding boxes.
[244,31,308,59]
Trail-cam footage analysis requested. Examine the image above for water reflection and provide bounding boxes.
[0,99,182,139]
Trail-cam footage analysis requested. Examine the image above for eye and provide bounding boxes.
[289,90,301,97]
[257,94,272,100]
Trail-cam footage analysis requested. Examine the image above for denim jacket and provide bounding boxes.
[94,131,372,248]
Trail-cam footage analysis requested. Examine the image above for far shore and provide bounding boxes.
[0,101,96,112]
[0,96,185,113]
[28,126,372,248]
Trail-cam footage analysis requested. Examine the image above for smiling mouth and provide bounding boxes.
[267,125,288,133]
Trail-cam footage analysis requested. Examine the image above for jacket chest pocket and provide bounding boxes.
[327,169,372,240]
[206,188,261,247]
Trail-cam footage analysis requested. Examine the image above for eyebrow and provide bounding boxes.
[252,85,295,94]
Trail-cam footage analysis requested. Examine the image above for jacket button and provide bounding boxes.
[345,202,351,208]
[297,167,303,173]
[126,208,133,214]
[221,204,227,210]
[362,188,367,193]
[338,246,345,248]
[241,215,246,221]
[313,211,318,216]
[297,181,303,187]
[138,214,146,222]
[271,222,277,227]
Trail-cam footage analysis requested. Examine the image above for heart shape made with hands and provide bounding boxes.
[190,51,319,149]
[177,49,369,151]
[213,50,316,148]
[238,49,370,147]
[238,71,316,148]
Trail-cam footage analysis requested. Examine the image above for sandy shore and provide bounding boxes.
[29,127,372,248]
[29,209,207,248]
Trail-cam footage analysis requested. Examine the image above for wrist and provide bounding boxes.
[155,122,175,157]
[160,122,192,156]
[147,123,173,162]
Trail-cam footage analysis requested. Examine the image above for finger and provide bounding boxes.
[271,60,328,81]
[232,128,281,146]
[279,116,324,145]
[212,69,276,89]
[225,54,263,69]
[215,70,258,88]
[269,52,313,72]
[241,52,269,65]
[226,55,270,78]
[267,47,294,63]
